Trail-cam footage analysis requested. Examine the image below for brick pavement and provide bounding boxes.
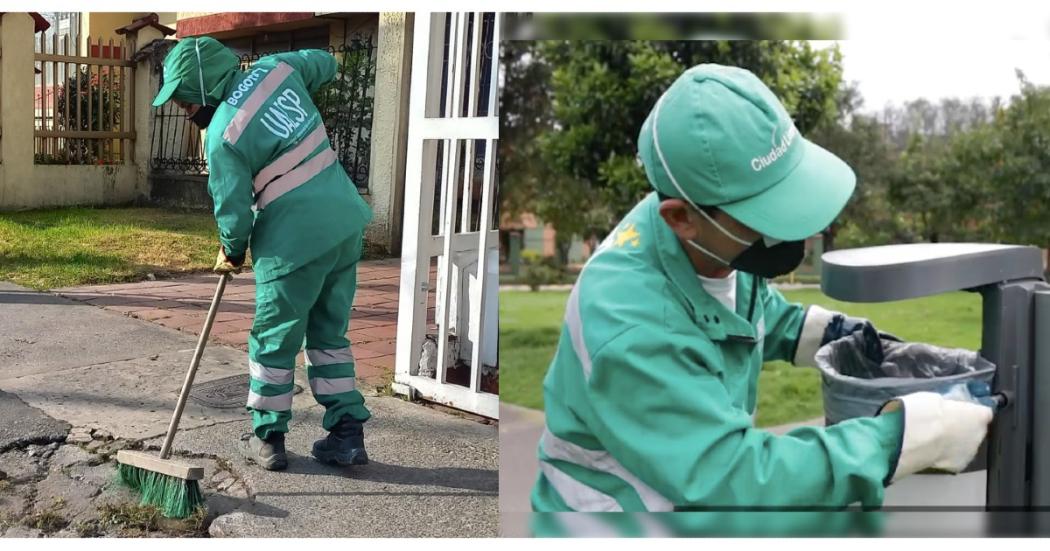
[53,258,434,388]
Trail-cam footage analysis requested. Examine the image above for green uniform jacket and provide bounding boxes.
[204,50,373,283]
[532,193,902,512]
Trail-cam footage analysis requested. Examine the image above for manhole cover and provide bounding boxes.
[188,374,303,409]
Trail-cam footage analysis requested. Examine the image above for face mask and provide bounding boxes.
[187,39,214,129]
[727,237,806,279]
[648,91,807,279]
[685,206,806,279]
[188,104,217,128]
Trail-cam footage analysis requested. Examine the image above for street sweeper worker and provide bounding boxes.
[532,64,997,512]
[152,36,373,471]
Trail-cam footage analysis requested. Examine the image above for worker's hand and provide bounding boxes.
[822,314,899,365]
[879,385,995,483]
[824,314,901,343]
[213,246,244,275]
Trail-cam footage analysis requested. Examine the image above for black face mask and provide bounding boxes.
[684,203,807,279]
[188,104,217,129]
[729,239,806,279]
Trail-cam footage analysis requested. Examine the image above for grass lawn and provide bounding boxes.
[500,288,981,427]
[0,207,222,290]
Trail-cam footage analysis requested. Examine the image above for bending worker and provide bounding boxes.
[152,37,373,471]
[532,64,996,511]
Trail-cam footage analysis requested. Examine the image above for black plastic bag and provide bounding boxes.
[814,333,996,425]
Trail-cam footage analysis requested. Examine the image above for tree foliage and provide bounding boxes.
[501,40,845,262]
[502,42,1050,257]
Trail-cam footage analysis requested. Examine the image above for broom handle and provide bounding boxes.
[159,273,230,460]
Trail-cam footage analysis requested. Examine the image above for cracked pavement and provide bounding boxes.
[0,282,497,538]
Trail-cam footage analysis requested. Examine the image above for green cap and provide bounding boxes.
[637,64,855,241]
[152,36,240,108]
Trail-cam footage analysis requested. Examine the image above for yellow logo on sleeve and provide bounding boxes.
[614,223,641,248]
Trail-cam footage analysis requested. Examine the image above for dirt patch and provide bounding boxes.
[0,426,253,538]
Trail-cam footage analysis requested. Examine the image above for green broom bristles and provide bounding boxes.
[118,462,205,519]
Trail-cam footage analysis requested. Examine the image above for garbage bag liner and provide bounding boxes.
[813,333,996,425]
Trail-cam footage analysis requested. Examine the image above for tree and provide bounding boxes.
[809,82,906,249]
[938,121,1001,241]
[499,41,555,221]
[46,67,123,164]
[985,72,1050,250]
[511,40,846,253]
[846,95,1004,246]
[499,41,606,266]
[886,134,956,242]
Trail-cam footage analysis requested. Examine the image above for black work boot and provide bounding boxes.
[311,417,369,466]
[240,432,288,471]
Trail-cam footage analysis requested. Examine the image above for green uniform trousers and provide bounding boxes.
[246,233,371,439]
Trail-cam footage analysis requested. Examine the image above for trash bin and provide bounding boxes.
[814,333,997,426]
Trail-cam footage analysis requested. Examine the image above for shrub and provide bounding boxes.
[521,250,563,291]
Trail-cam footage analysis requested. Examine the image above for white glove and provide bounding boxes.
[880,391,994,483]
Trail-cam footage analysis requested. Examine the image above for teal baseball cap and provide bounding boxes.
[152,37,239,108]
[638,64,856,241]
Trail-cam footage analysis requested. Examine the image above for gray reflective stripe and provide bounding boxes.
[563,284,593,379]
[254,147,337,209]
[253,124,328,194]
[551,514,623,537]
[246,390,293,411]
[305,347,355,367]
[248,359,294,386]
[634,516,676,537]
[541,428,674,512]
[793,304,834,368]
[539,461,622,512]
[223,62,293,145]
[309,376,356,395]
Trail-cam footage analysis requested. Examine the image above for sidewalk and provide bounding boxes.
[52,258,411,389]
[0,281,496,537]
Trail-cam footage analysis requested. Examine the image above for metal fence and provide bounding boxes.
[431,13,496,236]
[394,12,500,418]
[150,98,207,173]
[34,34,135,164]
[150,34,378,193]
[312,37,378,191]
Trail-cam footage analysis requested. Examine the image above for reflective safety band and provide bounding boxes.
[550,514,624,537]
[254,147,337,210]
[539,461,623,512]
[222,62,293,145]
[253,124,329,195]
[563,284,593,380]
[305,347,355,367]
[246,389,293,412]
[541,428,674,512]
[793,304,834,368]
[248,359,294,386]
[309,376,357,396]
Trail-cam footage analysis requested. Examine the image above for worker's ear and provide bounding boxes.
[658,199,701,242]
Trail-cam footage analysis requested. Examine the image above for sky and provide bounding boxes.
[824,8,1050,113]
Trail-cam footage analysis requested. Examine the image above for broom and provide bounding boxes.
[116,273,231,518]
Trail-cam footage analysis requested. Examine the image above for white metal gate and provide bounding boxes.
[393,12,500,418]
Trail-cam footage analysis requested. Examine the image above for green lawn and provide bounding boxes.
[0,207,221,290]
[500,288,981,427]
